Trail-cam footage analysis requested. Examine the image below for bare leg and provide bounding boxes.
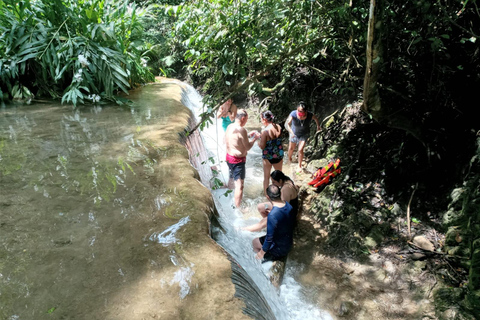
[252,237,263,253]
[234,178,244,208]
[272,160,283,173]
[288,141,296,162]
[262,159,272,196]
[227,177,234,189]
[297,140,307,169]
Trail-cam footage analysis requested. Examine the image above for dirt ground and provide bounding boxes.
[287,170,439,320]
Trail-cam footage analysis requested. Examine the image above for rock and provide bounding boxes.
[413,261,427,270]
[364,225,387,249]
[269,258,287,288]
[413,235,435,251]
[364,236,378,249]
[411,253,426,260]
[306,159,329,174]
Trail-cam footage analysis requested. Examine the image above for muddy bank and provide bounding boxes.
[275,99,479,320]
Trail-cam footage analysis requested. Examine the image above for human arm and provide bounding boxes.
[217,104,226,118]
[228,104,237,122]
[257,129,268,150]
[261,210,277,253]
[285,115,294,137]
[241,128,260,151]
[243,217,267,232]
[256,249,266,260]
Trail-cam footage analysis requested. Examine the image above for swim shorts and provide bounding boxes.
[227,162,246,181]
[226,153,246,164]
[259,236,284,262]
[226,154,246,181]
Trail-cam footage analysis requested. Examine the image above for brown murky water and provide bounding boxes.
[0,83,247,319]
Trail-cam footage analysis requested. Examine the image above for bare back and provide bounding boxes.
[267,123,282,140]
[258,123,282,150]
[225,123,249,157]
[281,180,298,202]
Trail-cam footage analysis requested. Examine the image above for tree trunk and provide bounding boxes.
[362,0,425,145]
[362,0,384,120]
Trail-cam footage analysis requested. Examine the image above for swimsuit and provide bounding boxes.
[226,154,246,181]
[289,196,299,219]
[221,116,233,131]
[226,154,246,164]
[262,137,284,164]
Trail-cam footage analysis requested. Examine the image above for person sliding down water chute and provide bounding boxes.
[243,170,298,232]
[252,184,295,262]
[285,101,321,173]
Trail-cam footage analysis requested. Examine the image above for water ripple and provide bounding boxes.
[149,216,190,246]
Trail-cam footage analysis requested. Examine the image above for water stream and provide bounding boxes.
[0,80,332,319]
[0,84,220,319]
[179,82,332,320]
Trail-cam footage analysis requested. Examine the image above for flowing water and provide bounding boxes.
[179,82,332,320]
[0,80,332,319]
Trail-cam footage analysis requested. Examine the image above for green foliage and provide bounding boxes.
[379,0,479,115]
[172,1,337,99]
[151,0,378,126]
[140,2,186,77]
[0,0,154,105]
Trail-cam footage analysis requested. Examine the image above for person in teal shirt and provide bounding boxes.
[217,98,237,131]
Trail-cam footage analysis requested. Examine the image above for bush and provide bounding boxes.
[0,0,154,105]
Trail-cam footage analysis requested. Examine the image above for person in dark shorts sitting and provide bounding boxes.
[252,184,295,261]
[243,170,299,232]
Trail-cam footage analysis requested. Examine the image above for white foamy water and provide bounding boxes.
[178,81,333,320]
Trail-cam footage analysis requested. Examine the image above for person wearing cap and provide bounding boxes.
[285,101,320,172]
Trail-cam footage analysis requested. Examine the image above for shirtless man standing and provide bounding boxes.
[225,109,260,208]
